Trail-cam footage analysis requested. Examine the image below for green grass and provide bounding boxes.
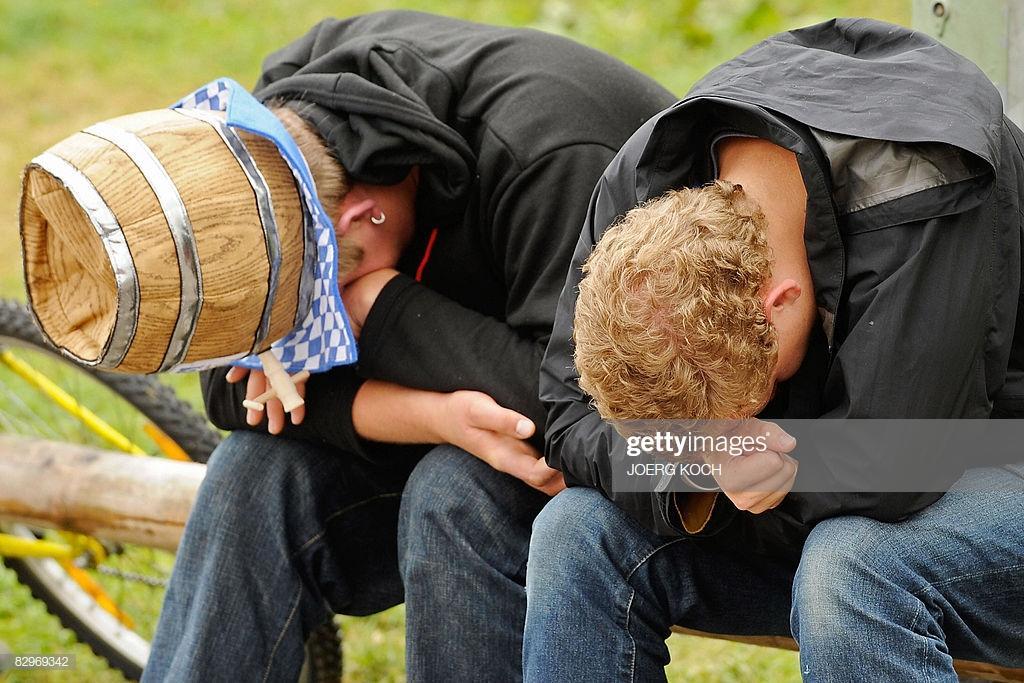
[0,1,909,680]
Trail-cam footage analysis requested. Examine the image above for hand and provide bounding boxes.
[703,420,798,514]
[436,390,566,496]
[341,268,400,338]
[225,366,307,436]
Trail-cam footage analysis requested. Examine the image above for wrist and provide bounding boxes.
[426,392,454,444]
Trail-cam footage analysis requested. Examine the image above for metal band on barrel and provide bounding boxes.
[294,194,316,328]
[31,152,140,368]
[84,122,203,371]
[176,108,281,354]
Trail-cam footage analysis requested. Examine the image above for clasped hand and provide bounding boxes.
[701,419,799,514]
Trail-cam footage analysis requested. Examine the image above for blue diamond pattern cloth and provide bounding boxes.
[170,78,357,374]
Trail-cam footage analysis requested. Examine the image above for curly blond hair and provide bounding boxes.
[574,180,778,421]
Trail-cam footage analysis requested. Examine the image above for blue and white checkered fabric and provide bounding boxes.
[170,78,358,375]
[175,81,230,113]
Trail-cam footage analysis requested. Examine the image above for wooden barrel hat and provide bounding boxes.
[21,107,309,374]
[20,78,357,408]
[19,79,355,389]
[19,79,366,403]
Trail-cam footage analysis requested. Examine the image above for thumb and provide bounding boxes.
[467,395,535,439]
[759,421,797,453]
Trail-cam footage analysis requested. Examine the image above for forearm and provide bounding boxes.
[357,274,547,434]
[352,379,447,445]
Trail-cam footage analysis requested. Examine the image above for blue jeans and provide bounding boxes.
[524,465,1024,682]
[143,431,544,682]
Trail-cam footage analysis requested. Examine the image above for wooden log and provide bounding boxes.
[0,435,204,551]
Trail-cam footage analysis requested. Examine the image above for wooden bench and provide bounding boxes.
[674,628,1024,682]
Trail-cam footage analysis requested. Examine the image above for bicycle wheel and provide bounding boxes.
[0,298,220,678]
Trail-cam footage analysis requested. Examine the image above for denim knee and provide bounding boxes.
[400,445,482,550]
[192,430,327,543]
[791,515,902,640]
[200,430,297,500]
[399,444,537,570]
[527,487,619,584]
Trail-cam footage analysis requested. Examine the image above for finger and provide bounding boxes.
[729,454,798,512]
[527,459,567,496]
[758,421,797,454]
[466,395,534,439]
[765,456,800,511]
[466,432,545,482]
[290,381,306,426]
[226,366,249,384]
[717,449,788,492]
[745,490,787,515]
[742,462,796,514]
[545,473,568,496]
[267,398,285,435]
[245,371,268,426]
[496,448,562,494]
[735,453,796,499]
[746,475,793,514]
[499,450,547,488]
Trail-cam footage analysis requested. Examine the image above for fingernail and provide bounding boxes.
[780,434,796,449]
[246,411,257,426]
[516,419,533,437]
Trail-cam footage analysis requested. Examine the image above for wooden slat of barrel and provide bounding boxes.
[672,627,1024,681]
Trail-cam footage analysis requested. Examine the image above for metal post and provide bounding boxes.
[912,0,1024,127]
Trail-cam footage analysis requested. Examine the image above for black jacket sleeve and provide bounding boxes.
[539,146,698,535]
[200,364,377,458]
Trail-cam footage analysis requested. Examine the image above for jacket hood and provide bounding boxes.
[688,18,1004,169]
[254,52,475,227]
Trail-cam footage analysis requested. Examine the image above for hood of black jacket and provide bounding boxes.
[253,21,476,227]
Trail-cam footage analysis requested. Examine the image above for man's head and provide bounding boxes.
[574,180,809,421]
[272,105,418,285]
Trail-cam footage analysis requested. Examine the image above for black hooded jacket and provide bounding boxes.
[540,18,1024,557]
[200,11,674,455]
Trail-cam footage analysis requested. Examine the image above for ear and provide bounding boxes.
[763,278,801,323]
[336,197,379,237]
